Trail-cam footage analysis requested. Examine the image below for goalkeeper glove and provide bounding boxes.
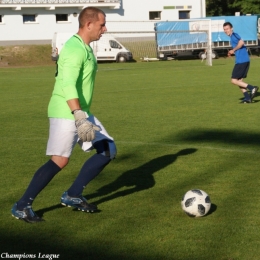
[73,110,101,142]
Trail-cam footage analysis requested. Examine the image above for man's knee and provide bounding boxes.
[231,78,237,84]
[51,155,69,169]
[93,140,117,160]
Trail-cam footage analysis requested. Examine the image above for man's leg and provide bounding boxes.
[12,158,63,223]
[12,118,76,223]
[61,140,117,212]
[238,81,258,102]
[16,159,64,209]
[231,78,251,102]
[231,62,258,102]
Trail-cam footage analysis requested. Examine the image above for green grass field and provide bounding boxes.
[1,57,260,260]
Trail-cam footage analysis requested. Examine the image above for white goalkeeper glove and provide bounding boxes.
[72,110,101,142]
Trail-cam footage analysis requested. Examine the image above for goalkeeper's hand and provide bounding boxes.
[73,110,101,142]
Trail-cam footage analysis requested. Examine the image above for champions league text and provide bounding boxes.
[1,253,60,260]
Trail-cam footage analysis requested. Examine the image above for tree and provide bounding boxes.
[206,0,235,16]
[231,0,260,14]
[206,0,260,16]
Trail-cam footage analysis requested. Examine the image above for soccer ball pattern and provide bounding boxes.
[181,189,211,217]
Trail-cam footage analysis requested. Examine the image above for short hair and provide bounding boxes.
[78,7,106,28]
[223,22,233,28]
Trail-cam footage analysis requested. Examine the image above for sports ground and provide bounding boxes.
[1,57,260,259]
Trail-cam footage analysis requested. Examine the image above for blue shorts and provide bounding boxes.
[231,62,250,80]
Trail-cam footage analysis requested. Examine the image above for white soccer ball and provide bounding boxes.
[181,189,211,217]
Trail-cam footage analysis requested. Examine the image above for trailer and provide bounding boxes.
[155,16,259,60]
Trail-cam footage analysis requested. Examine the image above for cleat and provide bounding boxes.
[240,98,252,104]
[250,86,258,100]
[61,191,98,213]
[11,203,44,223]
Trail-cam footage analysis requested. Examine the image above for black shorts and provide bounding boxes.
[231,62,250,79]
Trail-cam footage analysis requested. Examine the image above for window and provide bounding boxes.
[149,11,161,20]
[179,11,190,19]
[56,14,69,22]
[23,14,36,23]
[109,40,121,49]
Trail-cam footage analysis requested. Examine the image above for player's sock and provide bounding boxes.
[16,160,61,210]
[246,84,254,91]
[243,91,251,100]
[67,154,111,197]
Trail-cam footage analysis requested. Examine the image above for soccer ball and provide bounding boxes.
[181,189,211,217]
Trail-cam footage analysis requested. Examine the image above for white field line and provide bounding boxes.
[2,137,259,154]
[102,85,180,93]
[116,140,260,154]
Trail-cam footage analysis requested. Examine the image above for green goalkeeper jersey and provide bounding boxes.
[48,34,97,120]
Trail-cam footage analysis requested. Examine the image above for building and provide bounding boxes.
[0,0,206,45]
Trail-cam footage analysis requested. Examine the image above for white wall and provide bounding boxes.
[0,0,206,44]
[105,0,206,32]
[120,0,205,21]
[0,8,80,43]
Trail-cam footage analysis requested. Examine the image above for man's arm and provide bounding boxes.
[229,39,245,55]
[67,98,81,113]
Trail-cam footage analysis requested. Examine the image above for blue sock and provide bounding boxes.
[67,154,111,197]
[243,91,251,100]
[247,84,254,91]
[17,160,61,210]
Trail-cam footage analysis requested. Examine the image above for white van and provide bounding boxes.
[51,32,133,62]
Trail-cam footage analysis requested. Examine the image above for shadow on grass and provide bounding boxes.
[36,203,102,217]
[2,149,198,260]
[207,203,217,216]
[36,203,64,218]
[87,148,197,205]
[0,230,156,260]
[1,225,197,260]
[177,129,260,146]
[35,149,197,215]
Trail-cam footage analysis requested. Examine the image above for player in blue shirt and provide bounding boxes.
[223,22,258,103]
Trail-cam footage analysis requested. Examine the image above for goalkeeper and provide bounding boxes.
[11,7,116,223]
